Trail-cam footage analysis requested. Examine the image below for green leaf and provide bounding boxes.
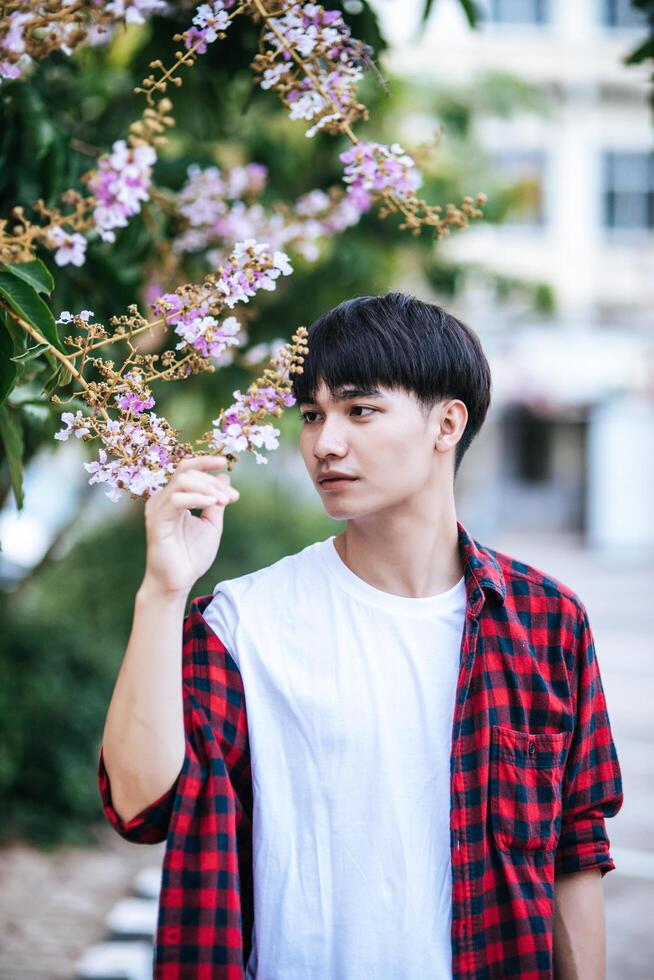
[11,342,51,364]
[624,38,654,66]
[421,0,436,23]
[43,364,66,396]
[459,0,480,27]
[0,269,65,354]
[1,309,26,355]
[3,259,54,295]
[0,403,25,510]
[0,312,18,403]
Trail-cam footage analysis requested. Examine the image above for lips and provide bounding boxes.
[318,475,358,488]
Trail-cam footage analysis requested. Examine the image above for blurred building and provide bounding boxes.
[376,0,654,552]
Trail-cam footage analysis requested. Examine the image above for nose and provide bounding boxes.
[312,415,348,460]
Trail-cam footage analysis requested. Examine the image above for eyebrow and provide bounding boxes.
[298,385,385,407]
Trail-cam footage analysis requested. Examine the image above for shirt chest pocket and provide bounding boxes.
[489,725,572,853]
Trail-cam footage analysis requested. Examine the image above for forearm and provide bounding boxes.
[553,868,605,980]
[101,579,188,824]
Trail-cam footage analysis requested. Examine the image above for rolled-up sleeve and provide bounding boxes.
[97,742,179,844]
[554,602,624,877]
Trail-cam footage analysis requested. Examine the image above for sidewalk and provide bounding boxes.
[0,826,164,980]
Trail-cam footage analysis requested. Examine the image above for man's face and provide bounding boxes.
[298,378,461,522]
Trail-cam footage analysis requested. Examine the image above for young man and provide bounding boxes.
[98,292,623,980]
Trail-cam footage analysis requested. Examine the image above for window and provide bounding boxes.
[602,0,649,28]
[506,406,553,483]
[490,150,547,226]
[603,152,654,230]
[481,0,550,24]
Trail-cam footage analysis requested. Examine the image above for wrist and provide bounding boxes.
[137,576,189,608]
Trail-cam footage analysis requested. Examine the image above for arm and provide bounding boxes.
[553,867,605,980]
[100,582,188,825]
[99,454,239,825]
[554,602,623,877]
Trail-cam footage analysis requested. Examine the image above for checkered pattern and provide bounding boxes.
[97,520,623,978]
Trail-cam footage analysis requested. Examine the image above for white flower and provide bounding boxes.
[56,309,94,324]
[248,423,280,451]
[260,63,289,90]
[54,410,90,441]
[272,251,293,276]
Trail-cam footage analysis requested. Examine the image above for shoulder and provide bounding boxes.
[481,539,588,623]
[194,536,329,643]
[210,536,329,605]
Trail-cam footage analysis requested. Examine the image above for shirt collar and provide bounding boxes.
[456,519,506,613]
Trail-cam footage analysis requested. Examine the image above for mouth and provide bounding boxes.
[318,477,359,490]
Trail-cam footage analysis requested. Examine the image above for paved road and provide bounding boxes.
[494,529,654,980]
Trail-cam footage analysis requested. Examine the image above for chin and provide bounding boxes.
[322,504,353,521]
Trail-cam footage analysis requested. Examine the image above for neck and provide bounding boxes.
[333,496,463,599]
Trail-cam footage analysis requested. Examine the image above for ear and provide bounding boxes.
[434,399,468,453]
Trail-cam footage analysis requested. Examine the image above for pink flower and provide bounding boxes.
[50,226,88,267]
[340,141,422,202]
[88,140,156,244]
[188,2,232,48]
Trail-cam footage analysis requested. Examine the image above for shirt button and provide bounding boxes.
[528,741,536,754]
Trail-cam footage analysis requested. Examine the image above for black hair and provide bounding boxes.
[290,291,492,477]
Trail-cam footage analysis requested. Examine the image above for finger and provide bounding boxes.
[176,454,227,474]
[199,500,233,531]
[175,472,235,495]
[198,487,239,526]
[170,490,232,510]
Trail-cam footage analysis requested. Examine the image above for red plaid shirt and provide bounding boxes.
[97,520,623,979]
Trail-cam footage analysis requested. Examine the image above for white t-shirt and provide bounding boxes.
[202,534,466,980]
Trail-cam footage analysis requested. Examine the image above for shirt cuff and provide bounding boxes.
[97,743,178,844]
[554,814,616,877]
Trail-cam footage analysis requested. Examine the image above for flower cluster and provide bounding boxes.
[44,250,308,498]
[83,413,184,502]
[207,329,308,464]
[183,0,236,53]
[44,240,304,499]
[171,163,366,269]
[113,371,156,413]
[153,291,243,360]
[0,2,165,84]
[252,1,372,138]
[1,0,488,505]
[1,0,486,270]
[176,162,269,230]
[153,240,293,362]
[340,141,422,211]
[86,140,157,245]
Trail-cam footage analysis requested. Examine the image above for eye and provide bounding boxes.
[299,406,377,423]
